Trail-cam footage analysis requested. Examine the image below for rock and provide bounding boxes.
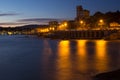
[93,69,120,80]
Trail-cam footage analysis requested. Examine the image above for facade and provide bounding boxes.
[110,22,120,28]
[49,21,58,27]
[49,21,59,30]
[76,5,83,20]
[75,5,90,21]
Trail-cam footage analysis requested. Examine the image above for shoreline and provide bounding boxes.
[93,69,120,80]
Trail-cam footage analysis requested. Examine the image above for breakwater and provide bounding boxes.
[47,29,119,39]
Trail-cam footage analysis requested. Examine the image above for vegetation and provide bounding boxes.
[88,10,120,27]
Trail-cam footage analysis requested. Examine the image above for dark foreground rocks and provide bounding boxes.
[93,69,120,80]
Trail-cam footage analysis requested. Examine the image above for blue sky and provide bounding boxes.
[0,0,120,27]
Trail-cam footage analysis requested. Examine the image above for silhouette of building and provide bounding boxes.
[75,5,90,21]
[49,21,58,27]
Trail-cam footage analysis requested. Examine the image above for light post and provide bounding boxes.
[79,20,86,29]
[58,21,68,31]
[80,20,84,24]
[99,19,104,29]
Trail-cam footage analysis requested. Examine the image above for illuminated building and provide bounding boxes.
[57,21,68,30]
[49,21,59,31]
[76,5,83,20]
[35,25,49,33]
[110,22,120,27]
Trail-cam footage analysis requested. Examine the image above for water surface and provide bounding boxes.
[0,35,120,80]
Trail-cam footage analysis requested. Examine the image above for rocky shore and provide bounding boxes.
[93,69,120,80]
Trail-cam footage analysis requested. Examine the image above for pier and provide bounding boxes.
[47,29,119,39]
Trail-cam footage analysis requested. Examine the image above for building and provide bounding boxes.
[49,21,58,27]
[76,5,83,20]
[35,25,49,33]
[75,5,90,21]
[110,22,120,29]
[49,21,59,31]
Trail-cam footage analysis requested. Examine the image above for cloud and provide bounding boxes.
[0,22,26,25]
[0,22,28,27]
[18,18,63,24]
[0,18,66,27]
[0,13,19,16]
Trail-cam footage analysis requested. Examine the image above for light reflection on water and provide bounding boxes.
[57,40,72,80]
[76,40,87,72]
[41,39,120,80]
[95,40,109,72]
[0,35,120,80]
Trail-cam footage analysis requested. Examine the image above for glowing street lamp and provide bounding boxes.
[99,19,104,23]
[79,20,85,29]
[80,20,84,24]
[99,19,104,29]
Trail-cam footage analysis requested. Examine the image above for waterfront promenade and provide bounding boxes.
[43,29,120,40]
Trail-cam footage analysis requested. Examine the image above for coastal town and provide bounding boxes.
[0,5,120,40]
[0,0,120,80]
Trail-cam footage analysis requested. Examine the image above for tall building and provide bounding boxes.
[75,5,90,21]
[76,5,83,20]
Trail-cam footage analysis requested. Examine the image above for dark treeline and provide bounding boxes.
[0,25,40,32]
[87,10,120,27]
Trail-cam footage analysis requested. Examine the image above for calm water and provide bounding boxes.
[0,35,120,80]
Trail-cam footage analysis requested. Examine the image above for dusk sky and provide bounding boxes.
[0,0,120,27]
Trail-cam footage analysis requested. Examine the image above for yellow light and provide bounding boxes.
[49,27,52,30]
[80,20,84,24]
[46,28,49,32]
[8,32,12,35]
[58,22,68,30]
[99,19,103,23]
[52,27,55,30]
[64,22,67,26]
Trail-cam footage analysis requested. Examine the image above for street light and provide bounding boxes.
[99,19,104,29]
[80,20,84,24]
[64,22,67,26]
[99,19,103,23]
[58,21,68,30]
[79,20,86,29]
